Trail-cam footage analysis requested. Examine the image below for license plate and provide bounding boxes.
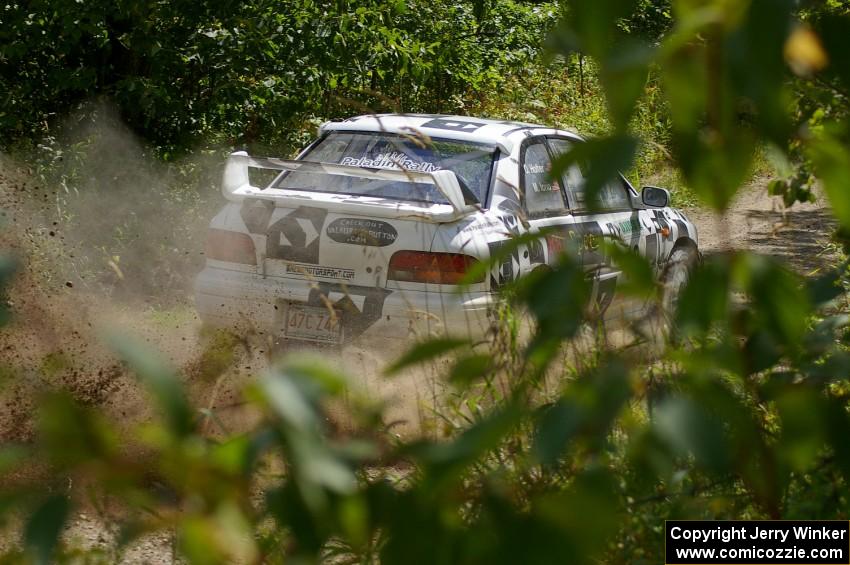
[282,303,343,344]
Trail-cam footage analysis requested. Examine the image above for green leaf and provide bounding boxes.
[604,240,656,300]
[258,362,358,511]
[260,372,319,432]
[385,337,470,375]
[825,396,850,484]
[534,469,622,562]
[413,402,522,491]
[653,396,731,473]
[814,13,850,93]
[806,261,847,306]
[549,0,638,60]
[533,359,631,465]
[776,387,826,472]
[550,135,638,212]
[738,254,811,350]
[725,0,793,145]
[25,495,70,565]
[676,255,731,337]
[37,393,115,464]
[179,515,225,565]
[0,444,28,474]
[599,40,652,129]
[515,252,590,346]
[448,353,493,387]
[659,11,764,211]
[809,133,850,232]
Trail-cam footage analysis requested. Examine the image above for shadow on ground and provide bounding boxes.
[743,207,838,273]
[701,205,839,274]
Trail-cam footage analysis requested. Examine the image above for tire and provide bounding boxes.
[661,245,698,316]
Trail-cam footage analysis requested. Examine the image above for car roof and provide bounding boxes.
[319,114,581,150]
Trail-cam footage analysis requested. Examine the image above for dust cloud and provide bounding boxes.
[0,104,447,442]
[0,104,229,441]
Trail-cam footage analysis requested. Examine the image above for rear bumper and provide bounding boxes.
[193,266,497,344]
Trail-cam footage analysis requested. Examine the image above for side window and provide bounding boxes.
[597,177,632,210]
[547,138,586,210]
[521,140,567,217]
[547,137,632,212]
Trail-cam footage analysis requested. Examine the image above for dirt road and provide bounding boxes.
[688,181,838,274]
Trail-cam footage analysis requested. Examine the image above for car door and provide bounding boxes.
[546,136,651,317]
[515,137,573,278]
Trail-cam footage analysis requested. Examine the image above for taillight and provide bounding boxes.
[205,228,257,265]
[387,251,484,285]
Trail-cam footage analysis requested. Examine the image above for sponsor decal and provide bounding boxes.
[459,218,503,234]
[627,212,644,248]
[240,198,275,234]
[674,219,690,239]
[650,209,670,233]
[546,233,566,259]
[305,283,392,343]
[528,238,545,264]
[568,221,602,249]
[530,180,560,193]
[568,221,605,265]
[538,221,603,264]
[524,161,560,192]
[645,233,660,265]
[266,206,327,264]
[500,214,520,235]
[606,215,643,249]
[496,196,522,215]
[523,162,548,175]
[340,152,441,172]
[488,240,519,289]
[420,118,485,132]
[285,262,355,281]
[326,218,398,247]
[612,216,641,237]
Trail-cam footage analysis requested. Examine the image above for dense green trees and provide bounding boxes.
[1,0,557,152]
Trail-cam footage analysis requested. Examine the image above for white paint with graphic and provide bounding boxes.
[195,114,699,344]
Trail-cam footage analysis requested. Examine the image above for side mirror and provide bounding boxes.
[642,186,670,208]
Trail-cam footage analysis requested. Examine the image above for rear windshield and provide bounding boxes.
[271,132,497,205]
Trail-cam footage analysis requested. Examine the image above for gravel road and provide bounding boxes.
[688,181,838,274]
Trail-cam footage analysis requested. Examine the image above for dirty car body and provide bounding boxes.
[194,114,699,346]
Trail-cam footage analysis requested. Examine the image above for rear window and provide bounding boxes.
[272,132,497,205]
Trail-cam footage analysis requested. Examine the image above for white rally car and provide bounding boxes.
[194,114,698,347]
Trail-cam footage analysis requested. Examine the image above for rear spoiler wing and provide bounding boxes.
[222,151,479,222]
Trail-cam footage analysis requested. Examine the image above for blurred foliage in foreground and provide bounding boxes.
[4,0,850,563]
